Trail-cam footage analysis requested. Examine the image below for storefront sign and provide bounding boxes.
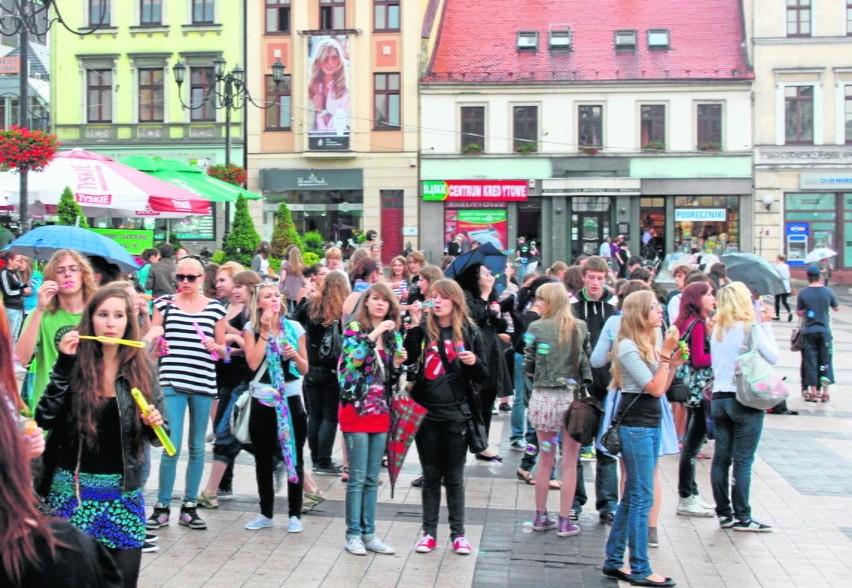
[542,177,641,196]
[756,147,852,166]
[800,173,852,190]
[444,209,508,250]
[260,168,363,191]
[90,229,154,254]
[422,180,528,202]
[0,56,20,75]
[674,209,727,222]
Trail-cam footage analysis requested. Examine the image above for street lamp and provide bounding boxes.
[0,0,108,234]
[173,57,285,237]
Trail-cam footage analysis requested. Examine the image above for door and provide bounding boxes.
[572,211,609,258]
[380,190,404,265]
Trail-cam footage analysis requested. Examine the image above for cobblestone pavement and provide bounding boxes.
[140,295,852,587]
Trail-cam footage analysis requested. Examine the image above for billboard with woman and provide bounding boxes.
[307,35,351,150]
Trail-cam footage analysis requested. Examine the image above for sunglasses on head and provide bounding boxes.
[175,274,202,282]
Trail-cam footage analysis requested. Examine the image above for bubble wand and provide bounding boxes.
[130,388,176,456]
[193,322,220,361]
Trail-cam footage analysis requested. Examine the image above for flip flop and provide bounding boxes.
[516,469,536,485]
[549,480,562,490]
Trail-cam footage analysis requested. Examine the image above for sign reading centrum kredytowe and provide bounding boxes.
[422,180,528,202]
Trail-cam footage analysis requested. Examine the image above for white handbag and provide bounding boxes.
[230,360,267,444]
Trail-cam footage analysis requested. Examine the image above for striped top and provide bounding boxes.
[388,279,408,302]
[154,297,227,395]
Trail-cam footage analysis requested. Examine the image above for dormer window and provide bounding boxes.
[549,27,572,51]
[517,31,539,51]
[614,29,637,50]
[647,29,670,49]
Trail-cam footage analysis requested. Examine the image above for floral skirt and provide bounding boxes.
[528,386,572,433]
[46,468,145,550]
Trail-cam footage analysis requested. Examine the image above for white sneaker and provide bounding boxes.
[346,536,367,556]
[287,516,303,533]
[695,495,715,511]
[676,495,714,518]
[364,538,395,555]
[245,515,274,530]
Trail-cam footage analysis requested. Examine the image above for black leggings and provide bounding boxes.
[774,293,791,317]
[109,547,141,588]
[249,395,307,518]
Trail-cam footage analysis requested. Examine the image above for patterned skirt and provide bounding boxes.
[528,386,572,433]
[46,468,145,550]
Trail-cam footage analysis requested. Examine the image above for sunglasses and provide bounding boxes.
[176,274,202,282]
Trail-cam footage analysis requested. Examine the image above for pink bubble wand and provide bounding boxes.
[193,321,220,361]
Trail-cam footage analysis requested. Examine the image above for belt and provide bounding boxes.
[712,392,737,399]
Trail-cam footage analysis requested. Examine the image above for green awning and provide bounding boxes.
[120,156,261,202]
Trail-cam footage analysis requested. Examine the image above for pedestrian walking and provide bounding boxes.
[797,265,839,402]
[772,254,792,322]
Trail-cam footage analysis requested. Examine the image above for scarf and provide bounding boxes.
[265,316,300,484]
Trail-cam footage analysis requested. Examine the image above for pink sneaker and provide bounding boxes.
[453,536,472,555]
[415,534,437,553]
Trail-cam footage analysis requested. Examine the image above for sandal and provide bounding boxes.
[516,469,536,485]
[548,480,562,491]
[197,490,219,509]
[340,466,349,483]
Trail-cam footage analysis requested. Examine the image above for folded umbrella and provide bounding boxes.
[720,252,785,296]
[3,225,140,273]
[387,393,428,498]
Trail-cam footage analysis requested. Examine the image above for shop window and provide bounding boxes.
[140,0,162,25]
[513,105,538,151]
[190,67,216,121]
[265,74,291,130]
[673,196,739,255]
[138,68,164,123]
[320,0,345,30]
[374,0,400,32]
[87,69,112,123]
[374,73,400,129]
[640,105,665,149]
[786,0,811,37]
[192,0,215,24]
[578,105,602,149]
[697,104,722,150]
[266,0,290,34]
[785,86,813,144]
[460,105,485,152]
[845,85,852,144]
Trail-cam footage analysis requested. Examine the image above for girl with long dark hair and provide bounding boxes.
[37,288,168,587]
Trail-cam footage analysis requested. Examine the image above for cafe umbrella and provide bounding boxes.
[120,156,262,202]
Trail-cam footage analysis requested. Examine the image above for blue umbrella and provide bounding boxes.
[3,225,141,273]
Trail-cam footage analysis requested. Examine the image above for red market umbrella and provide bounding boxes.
[0,148,211,218]
[387,394,428,498]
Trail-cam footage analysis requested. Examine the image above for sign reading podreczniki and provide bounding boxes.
[674,209,727,222]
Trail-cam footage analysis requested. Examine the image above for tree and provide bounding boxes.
[56,186,89,228]
[303,230,324,256]
[222,194,259,266]
[270,201,303,258]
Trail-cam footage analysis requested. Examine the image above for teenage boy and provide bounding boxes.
[570,256,619,523]
[798,265,839,402]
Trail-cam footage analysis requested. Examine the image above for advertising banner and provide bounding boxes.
[307,35,351,151]
[444,209,508,251]
[90,229,154,254]
[423,180,528,202]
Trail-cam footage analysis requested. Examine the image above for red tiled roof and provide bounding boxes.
[424,0,752,83]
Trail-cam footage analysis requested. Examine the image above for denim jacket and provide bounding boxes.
[524,318,593,389]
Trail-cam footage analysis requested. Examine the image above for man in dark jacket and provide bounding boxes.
[569,256,619,524]
[145,243,177,299]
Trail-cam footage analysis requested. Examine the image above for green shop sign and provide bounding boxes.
[91,229,154,254]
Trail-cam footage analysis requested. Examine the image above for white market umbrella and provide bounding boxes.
[804,248,837,264]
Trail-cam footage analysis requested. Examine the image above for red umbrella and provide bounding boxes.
[387,394,428,498]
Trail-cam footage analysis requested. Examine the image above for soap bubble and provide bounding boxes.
[488,461,503,475]
[521,521,534,533]
[540,441,552,453]
[524,444,538,456]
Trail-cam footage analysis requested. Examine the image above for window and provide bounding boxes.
[647,29,669,48]
[192,0,214,25]
[640,105,665,148]
[848,2,852,35]
[697,104,722,149]
[266,0,290,33]
[265,74,291,130]
[460,106,485,151]
[846,85,852,144]
[784,86,813,144]
[516,31,538,50]
[374,73,400,129]
[140,0,162,25]
[320,0,345,30]
[578,105,602,148]
[190,67,215,121]
[374,0,399,32]
[513,105,538,151]
[138,68,164,122]
[786,0,811,37]
[89,0,110,27]
[615,30,637,49]
[87,69,112,123]
[549,28,572,50]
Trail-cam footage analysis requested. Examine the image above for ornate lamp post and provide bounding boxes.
[172,57,285,237]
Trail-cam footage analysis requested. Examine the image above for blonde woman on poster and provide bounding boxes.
[308,36,350,135]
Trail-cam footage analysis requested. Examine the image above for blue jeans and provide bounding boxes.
[711,396,764,522]
[510,353,526,442]
[343,431,387,540]
[604,426,660,579]
[157,387,214,505]
[6,307,22,340]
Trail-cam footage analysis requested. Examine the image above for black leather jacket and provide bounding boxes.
[36,352,168,496]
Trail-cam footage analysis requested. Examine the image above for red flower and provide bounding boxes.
[207,163,247,187]
[0,125,59,172]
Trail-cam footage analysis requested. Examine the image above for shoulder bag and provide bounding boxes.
[317,319,342,364]
[564,326,602,445]
[437,336,488,454]
[672,319,714,407]
[600,391,642,456]
[735,325,789,410]
[790,317,804,352]
[231,360,268,444]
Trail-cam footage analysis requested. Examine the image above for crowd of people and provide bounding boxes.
[0,234,837,588]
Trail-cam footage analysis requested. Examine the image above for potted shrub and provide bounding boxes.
[641,140,666,151]
[461,143,483,154]
[514,141,538,155]
[698,141,722,152]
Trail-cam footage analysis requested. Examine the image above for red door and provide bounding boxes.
[380,190,404,265]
